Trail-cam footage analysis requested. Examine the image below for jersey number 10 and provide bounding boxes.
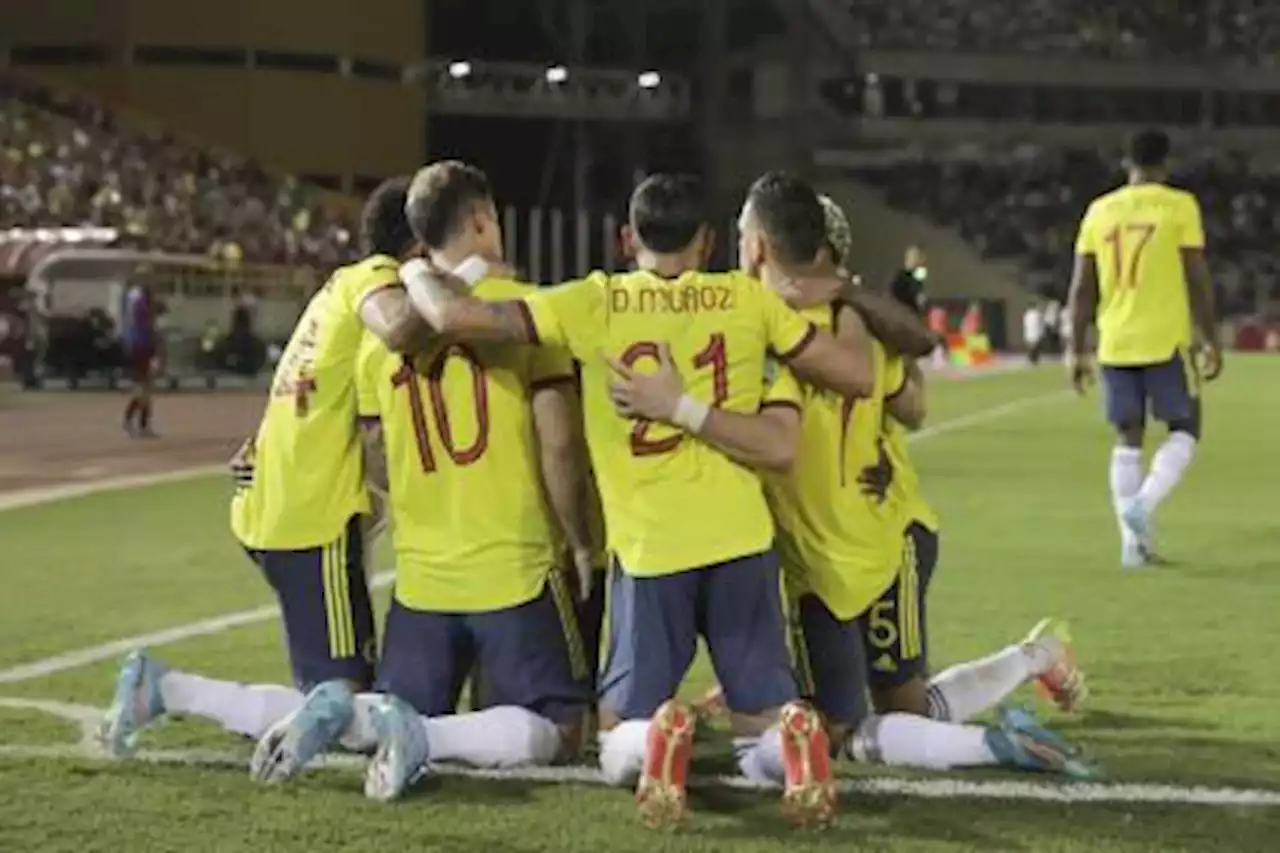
[391,345,490,473]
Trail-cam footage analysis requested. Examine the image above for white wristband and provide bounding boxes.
[672,394,711,434]
[399,258,446,327]
[452,254,490,285]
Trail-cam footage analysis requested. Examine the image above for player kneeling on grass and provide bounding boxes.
[636,175,1097,781]
[97,177,441,758]
[399,166,881,827]
[253,162,599,797]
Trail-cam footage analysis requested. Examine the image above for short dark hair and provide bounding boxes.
[628,173,708,254]
[360,176,414,257]
[745,172,827,266]
[405,160,494,249]
[1128,129,1171,169]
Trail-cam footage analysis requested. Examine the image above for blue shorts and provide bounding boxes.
[600,551,796,721]
[376,573,591,725]
[1101,349,1201,434]
[791,593,871,728]
[247,516,376,691]
[858,525,931,689]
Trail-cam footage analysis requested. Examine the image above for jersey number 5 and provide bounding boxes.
[391,345,490,473]
[1103,223,1156,290]
[620,333,728,456]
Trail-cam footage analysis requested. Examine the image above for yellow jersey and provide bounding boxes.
[764,306,906,620]
[357,278,575,612]
[883,419,938,534]
[1074,183,1202,365]
[520,269,817,575]
[231,254,399,550]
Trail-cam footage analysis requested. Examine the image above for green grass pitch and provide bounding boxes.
[1,361,1278,852]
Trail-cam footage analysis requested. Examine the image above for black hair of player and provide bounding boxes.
[406,160,495,249]
[360,176,415,257]
[745,171,827,266]
[628,173,708,254]
[1127,129,1171,169]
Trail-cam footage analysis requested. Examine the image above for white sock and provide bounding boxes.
[420,705,561,769]
[1109,445,1143,542]
[598,719,650,787]
[1136,431,1196,513]
[848,713,996,770]
[159,672,303,739]
[927,644,1035,723]
[734,725,785,784]
[338,693,382,752]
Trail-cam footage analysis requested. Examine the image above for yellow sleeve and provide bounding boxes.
[747,273,818,361]
[1074,205,1097,255]
[761,363,802,410]
[521,275,603,360]
[344,256,401,311]
[883,353,907,399]
[356,335,386,418]
[1178,195,1205,249]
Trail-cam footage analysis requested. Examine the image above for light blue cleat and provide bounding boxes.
[251,680,355,783]
[985,705,1100,781]
[364,695,430,802]
[97,651,168,757]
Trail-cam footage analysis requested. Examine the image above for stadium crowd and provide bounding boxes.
[0,75,357,268]
[857,145,1280,318]
[839,0,1280,63]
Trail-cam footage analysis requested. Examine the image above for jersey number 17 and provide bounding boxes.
[1103,222,1157,290]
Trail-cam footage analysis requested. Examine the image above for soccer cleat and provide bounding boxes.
[1119,499,1155,558]
[1120,537,1149,570]
[364,695,430,802]
[778,701,836,828]
[97,651,168,757]
[251,680,354,783]
[636,700,697,829]
[1023,618,1088,713]
[986,705,1099,780]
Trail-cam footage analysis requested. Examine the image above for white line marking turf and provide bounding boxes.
[0,697,1276,807]
[0,388,1067,685]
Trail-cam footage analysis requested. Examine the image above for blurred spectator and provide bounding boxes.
[889,245,929,315]
[839,0,1280,64]
[0,75,358,267]
[857,143,1280,319]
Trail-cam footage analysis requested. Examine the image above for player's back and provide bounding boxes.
[1077,183,1200,365]
[557,268,816,575]
[231,254,399,550]
[358,277,568,612]
[765,306,905,620]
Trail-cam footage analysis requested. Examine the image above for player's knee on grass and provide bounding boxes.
[790,593,872,747]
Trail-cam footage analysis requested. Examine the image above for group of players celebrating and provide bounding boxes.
[97,161,1096,828]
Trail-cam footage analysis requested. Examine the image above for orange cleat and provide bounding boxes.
[778,701,836,828]
[636,700,697,829]
[1025,619,1089,713]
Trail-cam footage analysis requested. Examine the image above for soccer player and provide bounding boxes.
[98,176,436,757]
[638,176,1094,779]
[395,163,876,827]
[812,194,1087,725]
[1068,129,1222,568]
[120,281,157,437]
[252,171,601,791]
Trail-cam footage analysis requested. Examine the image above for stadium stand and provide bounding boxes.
[835,0,1280,62]
[852,144,1279,319]
[0,74,358,268]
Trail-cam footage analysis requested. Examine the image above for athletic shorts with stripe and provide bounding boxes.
[244,515,376,691]
[863,524,933,689]
[376,572,592,726]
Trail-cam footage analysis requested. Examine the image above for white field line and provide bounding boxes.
[0,697,1277,807]
[0,388,1067,687]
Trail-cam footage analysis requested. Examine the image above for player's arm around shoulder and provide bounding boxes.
[770,291,874,400]
[886,357,926,430]
[839,286,938,359]
[399,257,538,343]
[358,285,435,354]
